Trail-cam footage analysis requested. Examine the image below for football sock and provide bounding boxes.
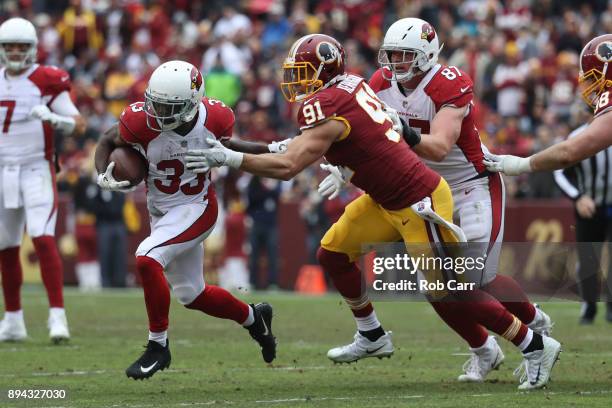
[317,247,374,318]
[0,246,22,312]
[185,285,250,324]
[136,256,170,332]
[148,330,168,347]
[359,326,386,342]
[482,275,536,324]
[430,300,489,348]
[32,236,64,308]
[521,331,543,353]
[355,310,382,331]
[455,288,529,347]
[242,304,255,327]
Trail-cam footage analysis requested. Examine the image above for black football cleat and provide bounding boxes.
[126,339,171,380]
[247,303,277,363]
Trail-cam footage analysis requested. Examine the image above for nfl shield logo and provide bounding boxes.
[181,141,188,148]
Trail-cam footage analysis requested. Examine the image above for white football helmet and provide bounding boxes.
[378,17,443,82]
[0,17,38,72]
[144,60,205,131]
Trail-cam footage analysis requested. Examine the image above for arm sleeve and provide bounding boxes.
[553,166,581,200]
[49,91,79,116]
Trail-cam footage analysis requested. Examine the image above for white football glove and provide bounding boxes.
[29,105,76,133]
[96,162,134,192]
[185,137,244,173]
[318,163,353,200]
[483,154,532,176]
[268,138,291,153]
[382,104,403,134]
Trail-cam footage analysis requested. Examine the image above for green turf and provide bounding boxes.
[1,287,611,407]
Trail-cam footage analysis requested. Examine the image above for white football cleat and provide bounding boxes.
[528,304,553,336]
[48,308,70,344]
[458,336,505,382]
[0,313,27,342]
[515,336,561,390]
[327,331,394,363]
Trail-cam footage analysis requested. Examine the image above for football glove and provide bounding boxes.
[483,154,532,176]
[30,105,76,134]
[185,137,244,173]
[96,162,134,192]
[268,138,291,153]
[318,163,353,200]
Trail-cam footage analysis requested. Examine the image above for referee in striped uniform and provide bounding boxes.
[554,124,612,324]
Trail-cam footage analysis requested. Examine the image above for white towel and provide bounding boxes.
[2,164,21,209]
[410,197,467,243]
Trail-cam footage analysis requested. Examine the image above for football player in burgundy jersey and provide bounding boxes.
[0,18,86,344]
[486,34,612,174]
[186,33,472,367]
[95,61,276,380]
[317,18,561,389]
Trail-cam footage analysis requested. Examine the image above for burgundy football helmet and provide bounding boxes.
[280,34,346,102]
[579,34,612,108]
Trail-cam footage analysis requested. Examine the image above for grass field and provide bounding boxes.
[1,287,611,407]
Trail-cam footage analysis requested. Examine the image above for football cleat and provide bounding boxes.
[247,303,277,363]
[458,336,504,382]
[48,310,70,344]
[528,304,553,336]
[327,331,394,363]
[126,340,171,380]
[0,314,27,342]
[515,336,561,390]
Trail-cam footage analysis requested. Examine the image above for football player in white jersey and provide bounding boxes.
[94,61,277,380]
[0,18,86,343]
[318,18,560,390]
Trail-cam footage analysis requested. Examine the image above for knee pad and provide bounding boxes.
[174,284,204,306]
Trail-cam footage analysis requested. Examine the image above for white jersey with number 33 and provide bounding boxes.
[118,97,234,215]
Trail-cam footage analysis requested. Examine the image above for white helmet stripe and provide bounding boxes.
[289,34,318,60]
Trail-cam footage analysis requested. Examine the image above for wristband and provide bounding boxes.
[400,118,421,147]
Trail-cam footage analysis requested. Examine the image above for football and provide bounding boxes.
[109,146,147,186]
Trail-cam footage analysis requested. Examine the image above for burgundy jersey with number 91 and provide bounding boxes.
[297,74,440,210]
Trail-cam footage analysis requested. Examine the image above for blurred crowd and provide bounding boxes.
[1,0,609,288]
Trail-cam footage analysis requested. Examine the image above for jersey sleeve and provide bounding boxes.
[203,97,235,141]
[28,65,72,104]
[594,84,612,118]
[368,68,393,93]
[297,91,339,130]
[424,66,474,111]
[118,102,159,148]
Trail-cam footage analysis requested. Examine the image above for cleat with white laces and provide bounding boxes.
[515,336,561,390]
[327,331,394,363]
[0,313,27,342]
[458,336,504,382]
[48,309,70,344]
[528,304,553,336]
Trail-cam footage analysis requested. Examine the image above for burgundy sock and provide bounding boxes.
[483,275,536,324]
[136,256,170,332]
[32,236,64,308]
[185,285,249,324]
[317,247,373,317]
[0,246,22,311]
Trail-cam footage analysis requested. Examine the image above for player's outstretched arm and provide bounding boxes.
[485,111,612,175]
[412,105,466,161]
[223,137,291,154]
[530,111,612,171]
[186,120,343,179]
[239,120,342,180]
